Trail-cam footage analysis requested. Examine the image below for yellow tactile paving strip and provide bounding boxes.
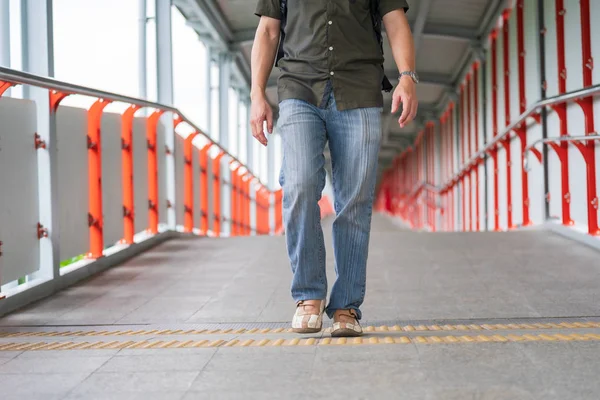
[0,333,600,351]
[1,322,598,338]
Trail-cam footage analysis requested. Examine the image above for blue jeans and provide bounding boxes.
[277,93,382,320]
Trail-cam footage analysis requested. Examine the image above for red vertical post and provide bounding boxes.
[146,110,164,234]
[87,99,111,258]
[231,164,241,236]
[466,72,473,231]
[553,0,573,226]
[490,29,501,231]
[460,85,465,166]
[183,133,198,233]
[502,9,514,229]
[515,0,531,227]
[575,0,599,235]
[199,144,210,235]
[121,105,141,244]
[473,63,481,231]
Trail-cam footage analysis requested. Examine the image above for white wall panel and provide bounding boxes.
[497,27,506,138]
[508,10,520,123]
[56,106,89,261]
[101,112,123,247]
[133,117,148,235]
[157,119,168,225]
[564,0,583,93]
[175,134,185,228]
[544,0,558,98]
[485,50,494,145]
[510,136,523,227]
[527,123,545,226]
[0,98,40,285]
[524,0,541,106]
[486,156,495,230]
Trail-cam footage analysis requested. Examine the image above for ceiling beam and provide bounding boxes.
[411,0,433,53]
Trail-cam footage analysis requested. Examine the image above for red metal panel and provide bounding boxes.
[575,0,599,235]
[515,0,532,227]
[474,63,481,231]
[146,110,164,235]
[553,0,574,227]
[490,30,500,231]
[87,99,111,258]
[120,105,141,244]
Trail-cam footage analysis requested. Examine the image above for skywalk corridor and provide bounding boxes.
[0,215,599,399]
[1,0,600,398]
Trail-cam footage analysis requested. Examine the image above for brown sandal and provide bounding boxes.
[291,300,325,334]
[331,309,362,337]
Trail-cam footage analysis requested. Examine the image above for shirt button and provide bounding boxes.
[328,20,333,25]
[329,46,334,51]
[330,71,335,76]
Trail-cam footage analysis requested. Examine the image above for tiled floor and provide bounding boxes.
[0,214,599,399]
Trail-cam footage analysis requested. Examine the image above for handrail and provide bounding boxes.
[0,66,264,187]
[441,83,600,188]
[523,135,600,171]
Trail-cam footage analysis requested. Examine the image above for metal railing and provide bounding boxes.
[0,66,283,301]
[441,84,600,190]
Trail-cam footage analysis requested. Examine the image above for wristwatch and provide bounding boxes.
[399,71,419,84]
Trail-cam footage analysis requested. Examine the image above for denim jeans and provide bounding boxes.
[277,92,382,320]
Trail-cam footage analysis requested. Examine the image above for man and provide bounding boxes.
[250,0,418,337]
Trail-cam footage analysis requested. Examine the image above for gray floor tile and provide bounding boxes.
[64,392,186,400]
[0,355,111,373]
[71,371,200,393]
[0,372,90,395]
[98,354,214,372]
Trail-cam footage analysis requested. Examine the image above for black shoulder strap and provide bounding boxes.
[370,0,393,92]
[276,0,287,65]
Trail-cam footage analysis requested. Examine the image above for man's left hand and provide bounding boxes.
[391,76,418,128]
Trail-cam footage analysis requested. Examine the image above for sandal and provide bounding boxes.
[291,300,325,334]
[331,309,362,337]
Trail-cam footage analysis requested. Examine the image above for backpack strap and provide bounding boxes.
[370,0,393,92]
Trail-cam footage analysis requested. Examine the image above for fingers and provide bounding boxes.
[398,97,418,128]
[266,108,274,134]
[250,114,268,146]
[391,93,401,114]
[398,95,411,128]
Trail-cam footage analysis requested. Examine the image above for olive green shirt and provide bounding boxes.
[255,0,409,111]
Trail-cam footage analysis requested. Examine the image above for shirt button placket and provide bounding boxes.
[327,4,333,77]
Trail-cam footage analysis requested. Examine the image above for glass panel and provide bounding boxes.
[53,0,140,108]
[172,7,206,129]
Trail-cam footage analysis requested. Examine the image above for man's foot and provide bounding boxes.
[291,300,325,334]
[331,309,362,337]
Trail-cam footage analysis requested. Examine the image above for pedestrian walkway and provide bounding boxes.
[0,214,599,399]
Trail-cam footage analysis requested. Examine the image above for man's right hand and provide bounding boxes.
[250,93,273,146]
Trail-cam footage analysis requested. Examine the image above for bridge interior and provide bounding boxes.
[1,0,600,399]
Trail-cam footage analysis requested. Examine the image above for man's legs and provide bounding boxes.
[278,99,328,303]
[324,100,382,320]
